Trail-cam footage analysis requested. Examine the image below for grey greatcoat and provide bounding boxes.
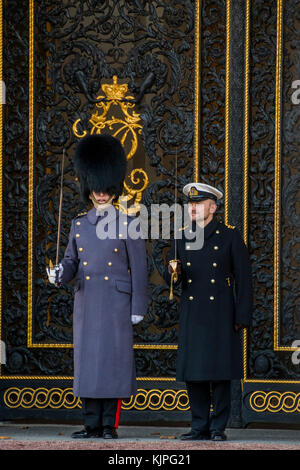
[60,206,148,399]
[164,216,253,381]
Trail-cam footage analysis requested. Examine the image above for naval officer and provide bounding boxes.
[47,134,148,439]
[164,182,253,441]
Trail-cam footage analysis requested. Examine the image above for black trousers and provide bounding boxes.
[81,397,120,430]
[186,381,231,433]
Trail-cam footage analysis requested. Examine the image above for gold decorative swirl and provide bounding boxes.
[122,389,189,411]
[249,391,300,413]
[3,387,189,412]
[73,76,148,217]
[115,168,149,215]
[73,75,142,161]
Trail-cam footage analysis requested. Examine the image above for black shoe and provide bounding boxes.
[71,427,102,439]
[103,426,118,439]
[180,430,210,441]
[210,431,227,441]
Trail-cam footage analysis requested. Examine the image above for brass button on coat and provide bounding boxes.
[214,246,219,250]
[114,248,118,252]
[186,262,191,266]
[210,296,214,300]
[189,296,194,300]
[76,234,80,238]
[79,247,83,252]
[211,279,215,284]
[188,279,192,283]
[108,262,112,266]
[104,276,109,280]
[76,221,81,226]
[86,276,90,280]
[213,262,217,267]
[83,261,88,266]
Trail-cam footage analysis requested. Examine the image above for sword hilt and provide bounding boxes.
[48,259,62,287]
[169,259,180,300]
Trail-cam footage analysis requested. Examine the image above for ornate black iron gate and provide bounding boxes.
[0,0,299,427]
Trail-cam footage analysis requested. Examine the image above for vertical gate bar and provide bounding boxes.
[225,0,247,427]
[273,0,283,351]
[0,0,3,376]
[226,0,245,229]
[194,0,201,182]
[27,0,34,347]
[243,0,251,383]
[224,0,230,226]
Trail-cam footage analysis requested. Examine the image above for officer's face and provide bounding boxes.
[89,191,111,205]
[188,199,216,222]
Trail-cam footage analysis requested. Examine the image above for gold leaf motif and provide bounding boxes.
[114,168,149,215]
[73,75,142,162]
[73,76,148,214]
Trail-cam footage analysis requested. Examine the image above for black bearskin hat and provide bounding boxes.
[73,134,127,204]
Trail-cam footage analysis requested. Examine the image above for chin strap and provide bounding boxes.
[90,192,116,210]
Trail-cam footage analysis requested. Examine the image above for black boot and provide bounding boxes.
[210,431,227,441]
[103,426,118,439]
[71,427,102,439]
[180,429,210,441]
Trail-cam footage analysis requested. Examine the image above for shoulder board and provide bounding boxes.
[178,224,189,232]
[224,223,236,229]
[75,211,88,218]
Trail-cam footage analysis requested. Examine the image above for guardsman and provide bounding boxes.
[164,182,253,441]
[47,134,148,439]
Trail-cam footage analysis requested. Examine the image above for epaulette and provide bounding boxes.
[75,211,88,218]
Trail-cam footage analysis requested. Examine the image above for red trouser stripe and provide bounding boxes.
[114,399,122,428]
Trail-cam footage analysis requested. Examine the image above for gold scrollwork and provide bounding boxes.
[73,75,142,162]
[3,387,190,412]
[249,391,300,413]
[122,389,190,411]
[115,168,149,215]
[73,75,148,215]
[4,387,81,410]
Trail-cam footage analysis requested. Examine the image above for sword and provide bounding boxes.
[169,148,180,300]
[48,148,66,286]
[56,149,66,266]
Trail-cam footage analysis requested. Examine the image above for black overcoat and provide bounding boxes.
[164,216,253,381]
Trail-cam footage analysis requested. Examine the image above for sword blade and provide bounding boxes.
[55,148,66,266]
[174,148,178,260]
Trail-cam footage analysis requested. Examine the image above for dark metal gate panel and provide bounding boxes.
[0,0,201,424]
[0,0,299,427]
[241,0,300,426]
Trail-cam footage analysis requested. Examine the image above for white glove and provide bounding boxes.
[131,315,143,325]
[46,263,64,285]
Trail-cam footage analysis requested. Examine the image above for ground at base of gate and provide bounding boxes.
[0,423,299,450]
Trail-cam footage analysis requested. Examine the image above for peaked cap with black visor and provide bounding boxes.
[183,182,223,202]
